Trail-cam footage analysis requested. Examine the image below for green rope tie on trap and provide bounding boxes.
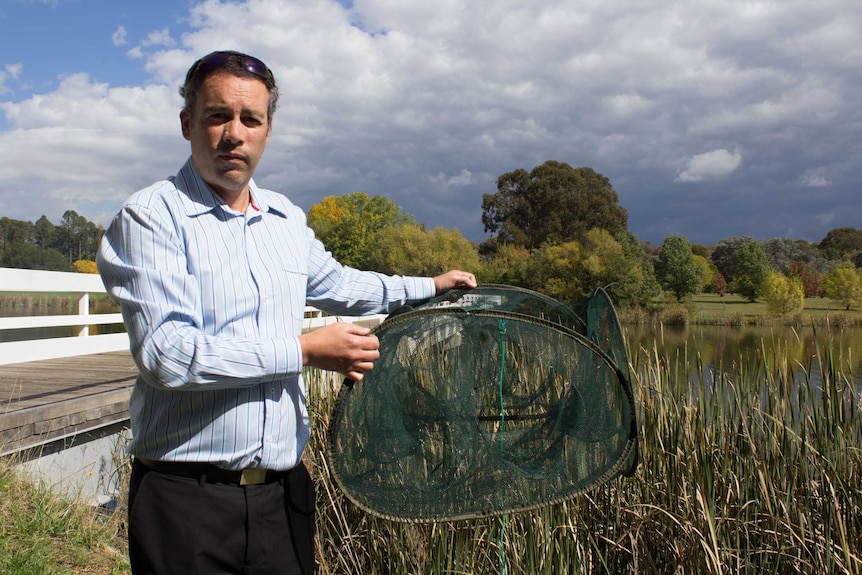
[496,319,508,575]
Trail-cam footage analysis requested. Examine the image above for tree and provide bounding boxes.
[713,273,729,296]
[760,272,804,315]
[73,260,99,274]
[818,227,862,259]
[525,240,585,301]
[694,255,717,293]
[613,232,661,307]
[690,243,709,258]
[0,217,35,252]
[307,192,413,269]
[761,238,822,274]
[523,229,659,307]
[478,243,531,286]
[34,215,56,250]
[1,242,71,271]
[730,241,771,301]
[55,210,102,263]
[480,161,628,253]
[0,213,102,271]
[822,262,862,310]
[786,260,823,297]
[370,224,480,277]
[709,235,756,282]
[654,235,704,301]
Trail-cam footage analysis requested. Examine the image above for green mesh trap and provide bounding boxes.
[327,284,638,522]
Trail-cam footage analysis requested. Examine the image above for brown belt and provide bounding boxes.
[137,458,288,486]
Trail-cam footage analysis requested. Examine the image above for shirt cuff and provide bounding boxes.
[406,276,437,302]
[262,336,305,378]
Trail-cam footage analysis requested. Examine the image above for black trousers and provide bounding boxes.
[128,459,316,575]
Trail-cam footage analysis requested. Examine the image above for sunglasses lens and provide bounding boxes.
[197,52,269,81]
[239,56,268,79]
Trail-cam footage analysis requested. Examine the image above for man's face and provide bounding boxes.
[181,71,272,205]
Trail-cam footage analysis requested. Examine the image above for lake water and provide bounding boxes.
[0,296,123,343]
[2,297,861,394]
[625,323,862,392]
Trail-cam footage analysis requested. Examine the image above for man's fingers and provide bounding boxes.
[346,359,375,381]
[356,333,379,351]
[300,319,381,377]
[343,323,371,336]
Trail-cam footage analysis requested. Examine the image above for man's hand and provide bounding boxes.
[299,323,380,381]
[433,270,478,294]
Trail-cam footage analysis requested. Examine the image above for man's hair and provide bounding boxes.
[180,50,279,121]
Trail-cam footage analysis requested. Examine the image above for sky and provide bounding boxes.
[1,0,860,248]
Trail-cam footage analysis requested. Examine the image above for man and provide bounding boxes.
[97,50,476,575]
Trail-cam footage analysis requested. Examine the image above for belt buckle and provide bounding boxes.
[240,468,267,485]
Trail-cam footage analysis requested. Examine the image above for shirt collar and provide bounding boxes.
[174,158,286,220]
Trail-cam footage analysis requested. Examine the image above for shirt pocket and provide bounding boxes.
[273,266,309,331]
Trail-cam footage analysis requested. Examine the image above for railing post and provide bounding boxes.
[78,292,89,337]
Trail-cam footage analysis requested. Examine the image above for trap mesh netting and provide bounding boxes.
[327,284,638,522]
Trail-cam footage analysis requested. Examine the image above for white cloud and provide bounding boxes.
[675,149,743,183]
[1,0,861,245]
[430,169,476,188]
[0,63,23,95]
[126,46,144,60]
[126,27,177,60]
[112,25,128,46]
[1,73,179,132]
[5,63,22,80]
[0,73,183,218]
[142,28,175,48]
[801,173,832,187]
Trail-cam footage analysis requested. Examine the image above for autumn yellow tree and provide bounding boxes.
[478,243,531,286]
[73,259,98,274]
[822,262,862,310]
[370,224,479,276]
[307,192,413,269]
[526,240,585,301]
[523,229,658,306]
[760,271,804,315]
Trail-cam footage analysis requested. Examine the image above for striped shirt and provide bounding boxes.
[97,158,435,470]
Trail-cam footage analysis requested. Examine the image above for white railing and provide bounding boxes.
[0,267,385,366]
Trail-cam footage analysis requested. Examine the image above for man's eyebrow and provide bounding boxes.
[201,104,267,118]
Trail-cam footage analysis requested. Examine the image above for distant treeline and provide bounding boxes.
[0,211,103,272]
[3,161,862,312]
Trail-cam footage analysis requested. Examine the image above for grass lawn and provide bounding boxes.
[688,293,860,318]
[0,459,129,574]
[632,292,862,326]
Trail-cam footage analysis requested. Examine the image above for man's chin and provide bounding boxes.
[215,170,250,188]
[207,174,250,201]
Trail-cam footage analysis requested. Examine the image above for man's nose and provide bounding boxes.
[222,119,243,143]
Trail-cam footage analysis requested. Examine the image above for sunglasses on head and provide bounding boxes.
[193,51,271,81]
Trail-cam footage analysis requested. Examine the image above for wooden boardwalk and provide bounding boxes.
[0,351,137,455]
[0,337,363,456]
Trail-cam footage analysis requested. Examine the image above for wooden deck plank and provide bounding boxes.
[0,351,137,454]
[0,351,137,407]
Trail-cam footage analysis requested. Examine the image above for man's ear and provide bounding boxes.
[180,109,192,141]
